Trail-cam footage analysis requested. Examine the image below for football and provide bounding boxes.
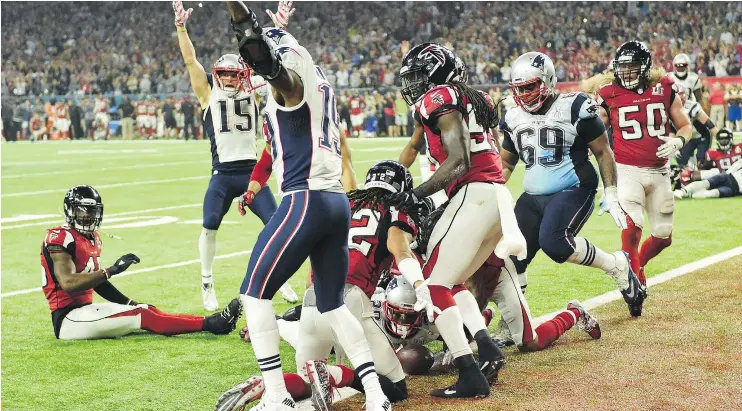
[396,344,434,375]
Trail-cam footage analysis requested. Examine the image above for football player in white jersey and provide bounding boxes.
[668,53,702,103]
[226,2,389,410]
[174,1,278,312]
[675,89,721,168]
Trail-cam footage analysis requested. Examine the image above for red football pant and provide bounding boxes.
[621,216,643,279]
[638,235,672,272]
[112,306,205,335]
[534,308,580,350]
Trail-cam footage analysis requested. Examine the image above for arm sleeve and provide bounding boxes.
[94,281,134,305]
[572,93,605,143]
[500,117,517,153]
[389,208,417,237]
[206,73,214,88]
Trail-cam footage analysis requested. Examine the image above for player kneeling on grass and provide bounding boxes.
[41,185,242,340]
[674,128,742,199]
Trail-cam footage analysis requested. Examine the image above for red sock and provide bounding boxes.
[639,235,672,271]
[331,364,356,387]
[284,373,309,400]
[429,285,456,321]
[534,308,580,350]
[136,307,205,335]
[621,217,642,275]
[147,306,204,321]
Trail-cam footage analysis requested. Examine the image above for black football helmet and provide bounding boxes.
[613,40,652,90]
[716,128,734,152]
[63,185,103,236]
[364,160,413,194]
[399,42,461,106]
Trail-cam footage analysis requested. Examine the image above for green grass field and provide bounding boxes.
[1,138,740,410]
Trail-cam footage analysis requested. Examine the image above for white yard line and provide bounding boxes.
[2,161,201,179]
[1,176,208,198]
[1,249,253,298]
[1,151,205,167]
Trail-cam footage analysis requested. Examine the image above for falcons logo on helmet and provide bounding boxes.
[418,45,446,72]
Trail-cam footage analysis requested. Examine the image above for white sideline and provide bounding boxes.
[0,249,253,298]
[2,161,202,179]
[1,176,208,198]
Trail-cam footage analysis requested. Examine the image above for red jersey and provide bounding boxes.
[56,105,69,119]
[147,102,157,115]
[598,76,677,168]
[415,84,504,197]
[136,101,148,116]
[349,97,365,115]
[705,143,742,172]
[30,118,44,131]
[346,203,417,298]
[40,226,102,312]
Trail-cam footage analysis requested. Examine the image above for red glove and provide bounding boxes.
[680,168,693,186]
[237,191,256,216]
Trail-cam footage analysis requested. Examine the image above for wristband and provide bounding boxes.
[397,258,424,286]
[176,26,187,32]
[103,268,111,279]
[677,135,686,145]
[250,149,273,187]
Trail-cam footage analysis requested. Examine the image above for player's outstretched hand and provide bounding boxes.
[656,136,684,159]
[172,0,193,28]
[413,280,441,323]
[383,190,421,210]
[597,186,628,229]
[266,1,295,28]
[106,253,140,277]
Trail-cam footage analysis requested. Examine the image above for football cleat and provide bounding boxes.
[249,395,296,411]
[279,283,299,303]
[204,298,242,335]
[306,360,332,411]
[214,376,265,411]
[479,355,506,385]
[202,281,219,311]
[567,300,601,339]
[431,357,490,398]
[673,189,690,199]
[365,397,392,411]
[491,317,515,349]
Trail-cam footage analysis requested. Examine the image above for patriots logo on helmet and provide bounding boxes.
[531,54,546,70]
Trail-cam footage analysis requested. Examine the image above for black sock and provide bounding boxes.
[474,329,505,361]
[378,375,408,402]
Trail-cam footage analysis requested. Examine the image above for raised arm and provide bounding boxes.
[339,129,358,191]
[49,249,140,294]
[173,1,210,109]
[228,1,304,106]
[399,119,425,168]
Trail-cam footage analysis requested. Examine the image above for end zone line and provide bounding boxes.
[1,249,253,298]
[533,245,742,323]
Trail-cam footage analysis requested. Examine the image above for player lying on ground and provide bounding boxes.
[42,185,242,340]
[228,2,389,410]
[584,41,693,315]
[173,0,280,312]
[496,51,642,338]
[218,161,431,411]
[673,88,721,168]
[391,42,525,399]
[675,129,742,199]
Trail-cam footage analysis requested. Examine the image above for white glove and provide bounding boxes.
[597,186,627,229]
[172,0,192,28]
[656,136,685,159]
[266,1,295,28]
[413,280,441,323]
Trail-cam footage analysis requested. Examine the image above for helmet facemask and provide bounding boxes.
[717,132,734,152]
[510,77,552,113]
[614,60,647,90]
[383,300,423,339]
[400,67,431,106]
[674,63,689,79]
[68,200,103,236]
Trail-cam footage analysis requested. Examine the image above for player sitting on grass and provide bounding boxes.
[674,128,742,199]
[42,185,242,340]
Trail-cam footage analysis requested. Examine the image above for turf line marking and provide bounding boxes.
[2,176,209,198]
[2,161,202,179]
[532,245,742,324]
[1,249,253,298]
[1,151,206,167]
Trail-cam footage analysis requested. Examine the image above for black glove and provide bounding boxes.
[105,253,140,277]
[230,11,282,80]
[383,190,422,210]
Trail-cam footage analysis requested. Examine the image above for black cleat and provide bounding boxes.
[620,268,646,318]
[431,355,490,398]
[474,330,506,385]
[479,356,506,385]
[628,284,648,317]
[204,298,242,335]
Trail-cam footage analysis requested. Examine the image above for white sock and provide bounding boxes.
[241,295,288,401]
[277,318,300,350]
[323,305,384,399]
[199,228,217,284]
[691,189,721,198]
[453,290,486,336]
[435,306,472,359]
[567,237,616,272]
[685,180,711,195]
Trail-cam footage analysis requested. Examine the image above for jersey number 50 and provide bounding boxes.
[617,103,667,140]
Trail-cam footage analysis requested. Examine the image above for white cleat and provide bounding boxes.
[214,376,265,411]
[607,251,630,291]
[249,395,296,411]
[202,281,219,312]
[365,396,391,411]
[279,283,299,304]
[673,189,689,199]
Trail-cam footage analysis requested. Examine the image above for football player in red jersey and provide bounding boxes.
[390,43,526,399]
[675,129,742,199]
[590,41,693,317]
[42,185,242,340]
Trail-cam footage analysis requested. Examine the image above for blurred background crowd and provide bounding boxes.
[2,1,741,140]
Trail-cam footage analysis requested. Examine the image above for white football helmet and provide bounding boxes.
[383,276,423,339]
[213,54,249,96]
[673,53,691,78]
[509,52,557,113]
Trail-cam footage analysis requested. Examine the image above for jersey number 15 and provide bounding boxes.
[217,97,253,133]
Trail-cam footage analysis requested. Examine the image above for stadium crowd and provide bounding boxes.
[2,1,742,140]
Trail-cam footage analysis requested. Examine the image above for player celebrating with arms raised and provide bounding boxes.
[499,52,643,319]
[226,2,389,410]
[173,1,277,311]
[589,41,693,316]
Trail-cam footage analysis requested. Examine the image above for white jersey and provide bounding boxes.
[668,72,702,102]
[203,74,258,173]
[501,92,601,195]
[370,288,440,346]
[262,41,343,194]
[683,99,703,139]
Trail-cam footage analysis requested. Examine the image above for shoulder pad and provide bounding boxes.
[45,228,74,249]
[578,94,600,120]
[418,85,460,120]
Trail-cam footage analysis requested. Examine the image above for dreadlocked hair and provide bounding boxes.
[347,187,426,230]
[450,81,499,130]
